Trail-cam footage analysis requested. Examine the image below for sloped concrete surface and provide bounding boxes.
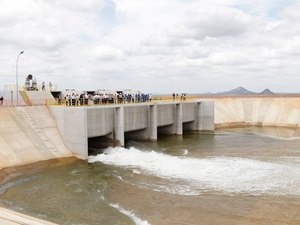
[0,106,72,169]
[25,91,55,105]
[214,97,300,128]
[0,207,58,225]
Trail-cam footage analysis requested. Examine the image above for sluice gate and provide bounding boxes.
[49,101,214,159]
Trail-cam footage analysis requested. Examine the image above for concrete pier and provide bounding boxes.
[149,104,157,140]
[49,101,214,159]
[115,106,125,146]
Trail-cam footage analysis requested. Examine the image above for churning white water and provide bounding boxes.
[89,147,300,196]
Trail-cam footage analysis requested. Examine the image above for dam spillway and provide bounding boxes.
[49,101,214,159]
[2,97,300,225]
[2,96,300,165]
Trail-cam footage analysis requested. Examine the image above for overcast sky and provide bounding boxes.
[1,0,300,93]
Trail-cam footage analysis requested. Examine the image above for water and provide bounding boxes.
[1,127,300,225]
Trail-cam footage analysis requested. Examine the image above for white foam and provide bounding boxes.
[110,203,151,225]
[133,169,141,174]
[88,147,300,196]
[115,175,124,181]
[182,149,189,156]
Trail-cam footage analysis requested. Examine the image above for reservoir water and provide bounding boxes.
[1,127,300,225]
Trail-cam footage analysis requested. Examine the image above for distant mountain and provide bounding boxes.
[215,87,276,95]
[259,88,274,95]
[218,87,254,95]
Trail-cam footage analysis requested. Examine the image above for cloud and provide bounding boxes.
[92,45,125,60]
[167,5,252,40]
[0,0,38,26]
[0,0,300,93]
[141,34,184,47]
[56,0,105,12]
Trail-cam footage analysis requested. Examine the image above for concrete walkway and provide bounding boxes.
[0,207,58,225]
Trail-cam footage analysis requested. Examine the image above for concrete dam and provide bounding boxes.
[2,96,300,167]
[49,101,214,159]
[1,96,300,225]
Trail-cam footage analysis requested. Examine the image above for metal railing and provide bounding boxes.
[48,95,197,107]
[48,97,153,107]
[0,96,196,108]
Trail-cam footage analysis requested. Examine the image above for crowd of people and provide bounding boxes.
[63,92,152,106]
[172,93,187,100]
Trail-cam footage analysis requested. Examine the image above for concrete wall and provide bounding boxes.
[49,101,214,159]
[26,91,55,105]
[2,90,55,106]
[3,91,26,106]
[157,104,175,127]
[124,105,148,132]
[87,107,114,137]
[2,98,299,167]
[214,97,300,128]
[0,106,72,169]
[50,106,88,159]
[198,101,215,130]
[0,206,59,225]
[182,102,196,123]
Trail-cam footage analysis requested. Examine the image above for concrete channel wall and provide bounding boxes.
[214,97,300,128]
[3,97,298,166]
[49,106,88,159]
[49,101,214,159]
[0,106,72,169]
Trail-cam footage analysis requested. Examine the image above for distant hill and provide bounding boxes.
[216,87,275,95]
[217,87,255,95]
[259,88,274,95]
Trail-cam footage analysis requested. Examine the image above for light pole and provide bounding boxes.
[16,51,24,106]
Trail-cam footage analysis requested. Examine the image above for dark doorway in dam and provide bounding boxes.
[88,136,113,156]
[157,125,174,135]
[125,129,148,144]
[183,121,195,132]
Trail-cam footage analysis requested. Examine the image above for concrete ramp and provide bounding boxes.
[2,91,55,106]
[0,106,72,169]
[25,91,55,105]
